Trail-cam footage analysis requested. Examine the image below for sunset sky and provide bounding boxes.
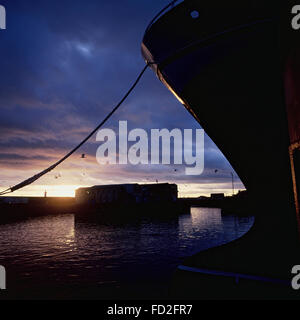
[0,0,244,197]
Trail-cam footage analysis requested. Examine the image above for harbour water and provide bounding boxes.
[0,208,254,299]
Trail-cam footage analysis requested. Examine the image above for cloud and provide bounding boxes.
[0,0,243,196]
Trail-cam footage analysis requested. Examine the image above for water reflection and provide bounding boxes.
[0,208,254,298]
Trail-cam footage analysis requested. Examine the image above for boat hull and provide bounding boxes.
[142,0,300,297]
[142,0,298,229]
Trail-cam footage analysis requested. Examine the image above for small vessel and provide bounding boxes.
[142,0,300,298]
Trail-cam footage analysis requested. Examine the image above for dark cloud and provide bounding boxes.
[0,0,243,196]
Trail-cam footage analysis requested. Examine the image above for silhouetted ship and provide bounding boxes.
[142,0,300,298]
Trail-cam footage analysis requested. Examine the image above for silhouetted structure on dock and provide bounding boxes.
[76,183,177,205]
[75,183,189,219]
[0,197,75,223]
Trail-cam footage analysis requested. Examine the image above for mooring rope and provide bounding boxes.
[0,0,180,196]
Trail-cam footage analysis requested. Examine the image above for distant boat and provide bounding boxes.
[142,0,300,298]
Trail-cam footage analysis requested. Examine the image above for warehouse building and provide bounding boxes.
[75,183,178,205]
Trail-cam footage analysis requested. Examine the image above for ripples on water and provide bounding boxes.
[0,208,254,299]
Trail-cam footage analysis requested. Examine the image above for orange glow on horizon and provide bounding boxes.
[0,183,245,198]
[0,185,88,198]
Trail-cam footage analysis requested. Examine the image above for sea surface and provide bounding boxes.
[0,207,254,299]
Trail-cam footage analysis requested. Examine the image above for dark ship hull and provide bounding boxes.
[142,0,300,298]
